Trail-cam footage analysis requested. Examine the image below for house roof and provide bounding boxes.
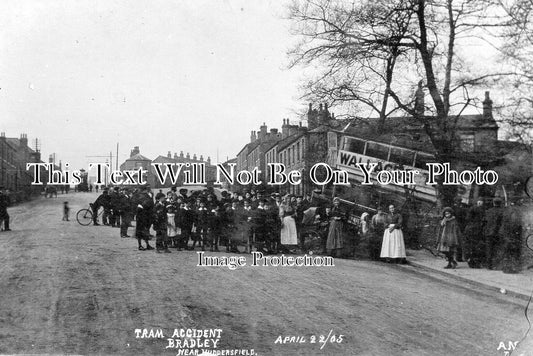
[221,157,237,165]
[152,155,175,163]
[277,132,306,152]
[339,110,500,154]
[263,140,279,153]
[5,137,36,153]
[126,153,151,161]
[237,142,250,157]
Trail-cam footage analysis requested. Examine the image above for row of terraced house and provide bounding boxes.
[234,91,531,208]
[0,133,58,201]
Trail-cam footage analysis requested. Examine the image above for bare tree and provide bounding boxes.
[493,0,533,147]
[287,0,517,205]
[287,0,417,131]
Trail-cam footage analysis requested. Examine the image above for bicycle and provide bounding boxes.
[76,204,103,226]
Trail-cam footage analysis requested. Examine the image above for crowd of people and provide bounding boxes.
[87,186,413,262]
[87,186,525,271]
[91,186,316,254]
[434,197,524,272]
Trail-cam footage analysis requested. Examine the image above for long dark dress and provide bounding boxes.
[326,207,344,252]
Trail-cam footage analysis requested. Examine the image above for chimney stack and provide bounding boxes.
[483,91,493,119]
[167,151,171,158]
[20,133,28,148]
[207,156,211,165]
[259,122,267,141]
[307,103,318,130]
[282,119,290,138]
[130,146,140,157]
[319,102,330,124]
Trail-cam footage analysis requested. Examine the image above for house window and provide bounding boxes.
[292,146,295,165]
[328,132,337,149]
[459,133,475,152]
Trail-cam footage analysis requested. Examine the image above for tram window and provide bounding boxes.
[414,153,435,170]
[344,137,366,154]
[389,147,415,167]
[365,142,390,161]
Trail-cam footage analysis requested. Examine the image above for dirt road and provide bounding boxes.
[0,193,531,355]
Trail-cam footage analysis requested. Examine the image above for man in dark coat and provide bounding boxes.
[153,194,171,253]
[224,202,241,253]
[155,189,165,201]
[193,199,210,251]
[464,199,486,268]
[109,187,121,227]
[484,198,504,269]
[241,200,255,252]
[91,189,110,226]
[249,199,266,253]
[133,186,154,251]
[178,188,189,204]
[263,200,280,254]
[208,203,222,252]
[500,203,523,273]
[0,188,11,231]
[452,197,467,261]
[178,201,195,250]
[119,189,134,238]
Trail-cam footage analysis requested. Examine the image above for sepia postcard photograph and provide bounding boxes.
[1,0,533,355]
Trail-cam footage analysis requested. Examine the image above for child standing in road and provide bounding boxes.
[62,201,70,221]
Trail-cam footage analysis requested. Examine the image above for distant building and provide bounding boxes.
[119,146,151,186]
[150,151,216,188]
[235,122,285,193]
[0,133,43,198]
[271,105,336,196]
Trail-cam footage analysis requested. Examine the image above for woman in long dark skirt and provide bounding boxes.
[326,198,345,257]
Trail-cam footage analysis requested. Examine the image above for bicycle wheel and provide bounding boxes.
[76,209,93,226]
[526,234,533,252]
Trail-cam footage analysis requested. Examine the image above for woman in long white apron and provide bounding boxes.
[279,195,298,250]
[166,198,179,248]
[380,204,406,262]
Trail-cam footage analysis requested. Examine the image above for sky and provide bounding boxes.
[0,0,304,171]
